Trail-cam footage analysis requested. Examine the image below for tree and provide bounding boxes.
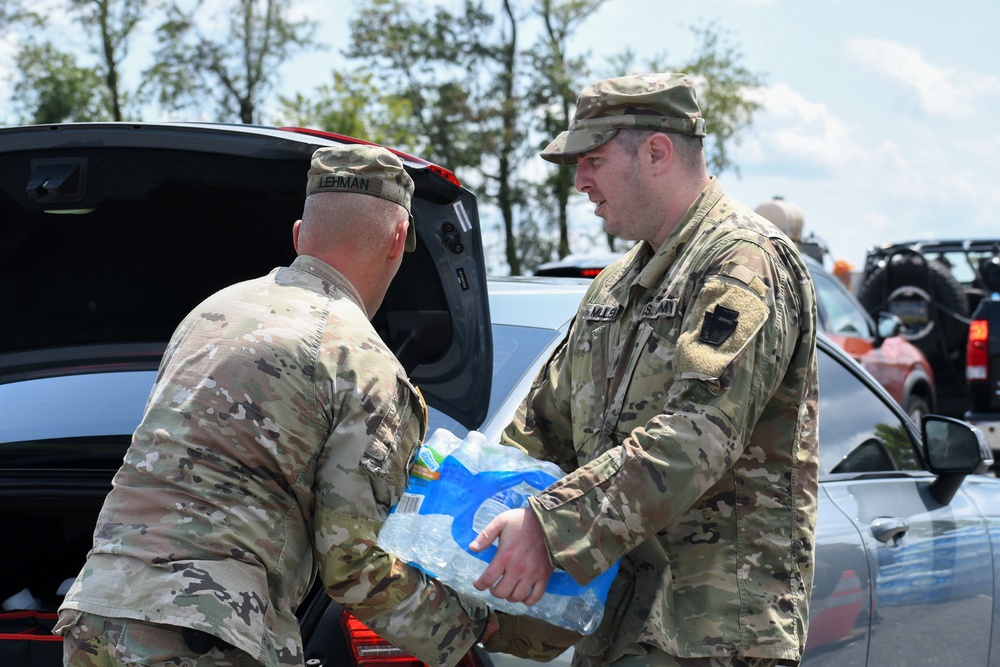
[342,1,764,274]
[146,0,317,123]
[0,0,42,33]
[653,20,763,177]
[2,0,142,123]
[68,0,147,121]
[491,0,520,274]
[10,42,108,123]
[527,0,607,260]
[348,0,542,274]
[347,0,496,170]
[277,70,421,150]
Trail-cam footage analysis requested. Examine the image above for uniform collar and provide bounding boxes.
[290,255,368,317]
[636,177,725,289]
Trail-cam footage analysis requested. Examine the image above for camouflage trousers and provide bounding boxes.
[55,610,265,667]
[574,647,796,667]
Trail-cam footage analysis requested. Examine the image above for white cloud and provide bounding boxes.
[726,73,1000,269]
[846,37,1000,117]
[736,83,857,174]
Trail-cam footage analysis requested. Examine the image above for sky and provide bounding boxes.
[279,0,1000,274]
[4,0,999,275]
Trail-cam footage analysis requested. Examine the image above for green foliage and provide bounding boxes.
[347,0,499,170]
[67,0,148,120]
[643,20,764,177]
[145,0,317,123]
[11,42,109,123]
[277,70,420,150]
[0,0,44,32]
[346,0,541,272]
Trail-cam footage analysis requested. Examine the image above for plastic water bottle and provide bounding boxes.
[2,587,41,611]
[378,429,619,635]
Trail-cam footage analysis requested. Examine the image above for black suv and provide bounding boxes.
[0,122,494,666]
[856,240,1000,456]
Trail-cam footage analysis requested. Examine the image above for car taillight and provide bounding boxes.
[338,611,487,667]
[340,611,424,666]
[967,319,990,381]
[427,163,463,187]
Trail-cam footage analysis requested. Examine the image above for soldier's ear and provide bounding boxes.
[646,133,673,170]
[292,219,302,253]
[387,218,407,262]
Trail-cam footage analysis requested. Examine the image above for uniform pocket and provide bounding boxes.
[359,376,424,509]
[585,323,611,418]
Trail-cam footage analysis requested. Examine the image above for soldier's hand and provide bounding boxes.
[469,507,553,605]
[481,612,583,661]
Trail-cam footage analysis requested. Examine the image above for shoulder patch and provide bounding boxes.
[675,276,769,381]
[699,304,739,345]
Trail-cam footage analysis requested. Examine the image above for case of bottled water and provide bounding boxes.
[377,429,618,635]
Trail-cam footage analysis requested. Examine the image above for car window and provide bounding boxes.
[812,269,873,338]
[818,347,922,475]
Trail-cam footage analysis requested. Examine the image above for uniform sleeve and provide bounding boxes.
[529,243,808,585]
[312,366,489,667]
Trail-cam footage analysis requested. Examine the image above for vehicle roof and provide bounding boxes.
[487,276,590,330]
[866,239,1000,255]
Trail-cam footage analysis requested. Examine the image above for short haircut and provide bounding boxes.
[300,191,405,252]
[615,128,704,169]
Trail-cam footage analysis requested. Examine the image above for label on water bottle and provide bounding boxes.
[394,493,423,514]
[411,446,443,480]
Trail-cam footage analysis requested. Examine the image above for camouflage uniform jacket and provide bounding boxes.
[59,255,489,667]
[502,178,820,662]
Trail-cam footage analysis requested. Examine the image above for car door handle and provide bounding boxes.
[870,517,910,545]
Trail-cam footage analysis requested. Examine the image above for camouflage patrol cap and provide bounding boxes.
[540,72,707,165]
[307,144,417,251]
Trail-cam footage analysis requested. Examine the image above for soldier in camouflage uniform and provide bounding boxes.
[54,144,495,666]
[473,73,820,667]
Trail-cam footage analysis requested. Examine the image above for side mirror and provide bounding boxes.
[923,415,993,505]
[876,312,902,341]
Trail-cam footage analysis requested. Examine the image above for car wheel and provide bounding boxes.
[857,255,969,361]
[904,394,930,425]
